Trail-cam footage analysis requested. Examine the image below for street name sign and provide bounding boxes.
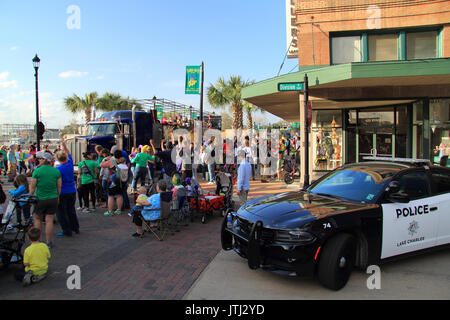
[278,82,304,91]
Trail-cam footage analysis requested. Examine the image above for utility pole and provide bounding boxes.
[200,61,204,123]
[303,74,310,188]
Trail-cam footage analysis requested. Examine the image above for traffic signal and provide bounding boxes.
[36,121,45,141]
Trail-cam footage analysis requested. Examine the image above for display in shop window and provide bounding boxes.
[313,116,342,171]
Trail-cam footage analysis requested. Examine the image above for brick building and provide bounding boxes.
[243,0,450,184]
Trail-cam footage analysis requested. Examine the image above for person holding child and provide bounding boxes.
[100,150,127,216]
[15,227,51,286]
[131,179,168,237]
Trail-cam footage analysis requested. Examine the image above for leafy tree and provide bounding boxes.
[220,112,233,130]
[60,119,82,136]
[207,76,254,129]
[64,92,99,125]
[243,101,265,129]
[64,92,142,124]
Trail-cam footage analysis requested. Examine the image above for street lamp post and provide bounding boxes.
[32,54,41,151]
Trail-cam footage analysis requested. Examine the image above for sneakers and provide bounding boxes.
[114,209,122,215]
[131,232,143,238]
[23,271,47,286]
[104,211,114,216]
[22,271,33,287]
[81,207,90,213]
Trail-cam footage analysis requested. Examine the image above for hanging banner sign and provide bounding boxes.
[156,105,163,120]
[185,65,201,94]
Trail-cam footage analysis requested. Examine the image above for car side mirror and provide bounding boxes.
[388,192,410,203]
[386,181,400,193]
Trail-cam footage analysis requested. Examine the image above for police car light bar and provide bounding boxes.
[362,156,431,166]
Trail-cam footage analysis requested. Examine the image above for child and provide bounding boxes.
[8,174,30,225]
[128,186,148,217]
[109,157,128,189]
[15,227,51,286]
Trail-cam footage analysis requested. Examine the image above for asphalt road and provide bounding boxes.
[184,247,450,300]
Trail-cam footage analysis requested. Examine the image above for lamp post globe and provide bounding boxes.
[33,54,41,150]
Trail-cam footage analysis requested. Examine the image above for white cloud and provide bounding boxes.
[58,70,89,78]
[0,72,18,88]
[0,80,18,89]
[0,72,9,81]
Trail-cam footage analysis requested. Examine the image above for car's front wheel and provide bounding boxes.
[318,233,356,290]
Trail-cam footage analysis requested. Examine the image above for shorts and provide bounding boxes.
[108,184,123,197]
[35,198,59,217]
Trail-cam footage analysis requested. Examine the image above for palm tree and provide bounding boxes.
[64,92,142,124]
[243,101,265,129]
[97,92,142,111]
[207,76,254,129]
[64,92,99,124]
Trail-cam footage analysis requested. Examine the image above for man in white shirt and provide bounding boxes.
[236,149,252,205]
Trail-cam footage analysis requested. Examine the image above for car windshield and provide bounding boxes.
[308,168,392,203]
[87,123,117,136]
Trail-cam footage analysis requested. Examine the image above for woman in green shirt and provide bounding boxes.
[30,151,62,248]
[77,151,100,213]
[130,145,155,192]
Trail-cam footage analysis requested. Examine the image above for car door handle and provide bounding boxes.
[430,207,438,211]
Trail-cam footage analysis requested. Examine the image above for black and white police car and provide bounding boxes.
[221,157,450,290]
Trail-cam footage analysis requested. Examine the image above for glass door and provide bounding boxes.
[358,127,394,161]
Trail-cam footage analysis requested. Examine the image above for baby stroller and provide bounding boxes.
[283,154,300,184]
[0,194,37,269]
[189,174,233,224]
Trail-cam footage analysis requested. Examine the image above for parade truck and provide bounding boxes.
[66,97,221,165]
[67,107,162,164]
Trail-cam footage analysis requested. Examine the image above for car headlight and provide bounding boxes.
[275,230,316,244]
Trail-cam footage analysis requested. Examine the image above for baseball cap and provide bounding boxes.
[36,151,53,162]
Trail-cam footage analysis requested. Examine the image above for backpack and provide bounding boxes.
[0,184,5,204]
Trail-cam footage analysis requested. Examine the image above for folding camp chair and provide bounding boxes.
[141,191,173,241]
[171,186,190,230]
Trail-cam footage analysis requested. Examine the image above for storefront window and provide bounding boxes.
[368,34,398,61]
[430,99,450,164]
[331,36,362,64]
[312,110,343,171]
[407,31,438,60]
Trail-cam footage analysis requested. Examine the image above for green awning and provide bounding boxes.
[243,59,450,122]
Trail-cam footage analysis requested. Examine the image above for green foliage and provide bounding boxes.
[64,91,142,124]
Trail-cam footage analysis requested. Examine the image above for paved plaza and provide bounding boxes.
[0,177,293,300]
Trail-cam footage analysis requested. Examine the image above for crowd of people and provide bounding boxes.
[0,131,301,286]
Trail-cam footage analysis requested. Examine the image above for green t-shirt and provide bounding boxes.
[32,165,61,200]
[131,152,155,168]
[78,160,100,185]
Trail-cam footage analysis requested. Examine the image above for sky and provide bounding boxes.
[0,0,298,129]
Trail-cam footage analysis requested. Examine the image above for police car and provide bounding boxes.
[221,157,450,290]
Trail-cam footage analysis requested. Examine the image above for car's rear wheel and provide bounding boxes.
[318,233,356,290]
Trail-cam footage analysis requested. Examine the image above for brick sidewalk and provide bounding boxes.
[0,176,295,300]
